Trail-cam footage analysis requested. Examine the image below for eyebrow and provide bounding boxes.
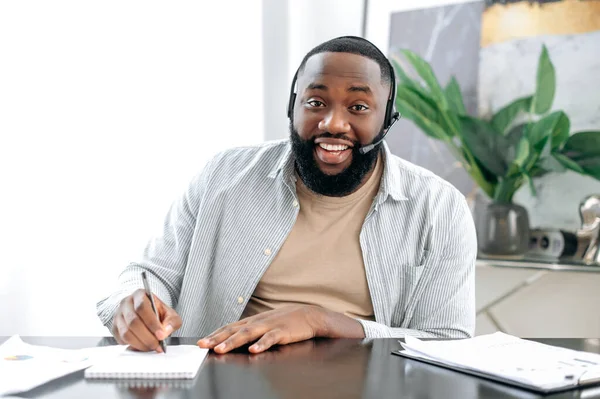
[347,85,372,94]
[306,83,373,94]
[307,83,328,91]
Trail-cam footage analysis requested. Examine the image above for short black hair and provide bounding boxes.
[297,36,392,86]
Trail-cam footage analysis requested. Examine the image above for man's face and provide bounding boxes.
[290,52,389,197]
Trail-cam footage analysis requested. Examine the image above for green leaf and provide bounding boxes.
[532,45,556,114]
[401,49,448,108]
[551,113,570,151]
[562,131,600,155]
[506,123,527,147]
[444,77,466,115]
[493,176,523,203]
[554,153,586,174]
[530,166,549,178]
[506,137,530,177]
[514,137,530,168]
[459,116,508,177]
[391,58,420,92]
[501,123,527,166]
[560,131,600,179]
[524,172,537,196]
[394,84,450,141]
[395,85,438,121]
[535,136,566,173]
[539,155,567,173]
[528,111,569,153]
[392,60,460,138]
[491,96,532,135]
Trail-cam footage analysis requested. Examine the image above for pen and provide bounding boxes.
[141,271,167,353]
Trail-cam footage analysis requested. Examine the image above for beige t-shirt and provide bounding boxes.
[242,156,383,321]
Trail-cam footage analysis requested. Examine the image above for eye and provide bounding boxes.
[350,104,369,112]
[307,100,325,107]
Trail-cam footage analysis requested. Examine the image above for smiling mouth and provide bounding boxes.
[314,143,353,165]
[318,143,350,152]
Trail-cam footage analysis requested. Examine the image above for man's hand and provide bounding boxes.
[197,305,365,354]
[112,289,182,352]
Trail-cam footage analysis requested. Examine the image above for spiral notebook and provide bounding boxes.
[84,345,208,380]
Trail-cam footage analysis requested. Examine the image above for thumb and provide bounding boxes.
[160,308,182,337]
[153,297,181,339]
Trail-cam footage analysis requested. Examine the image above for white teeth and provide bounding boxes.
[319,143,348,151]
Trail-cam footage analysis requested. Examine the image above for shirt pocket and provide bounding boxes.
[387,249,428,327]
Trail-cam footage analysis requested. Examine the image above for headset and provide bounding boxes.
[286,36,400,154]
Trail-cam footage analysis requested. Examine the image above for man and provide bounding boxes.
[97,36,477,355]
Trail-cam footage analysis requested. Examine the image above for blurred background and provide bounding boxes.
[1,0,599,338]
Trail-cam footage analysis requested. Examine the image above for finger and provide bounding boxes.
[197,320,249,348]
[122,304,161,352]
[132,290,167,341]
[115,314,148,352]
[214,324,270,354]
[198,324,242,349]
[113,331,126,345]
[205,319,249,340]
[249,329,285,353]
[111,318,125,345]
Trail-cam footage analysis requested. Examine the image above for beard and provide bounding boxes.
[289,122,383,197]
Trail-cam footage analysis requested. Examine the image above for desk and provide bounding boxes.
[3,337,600,399]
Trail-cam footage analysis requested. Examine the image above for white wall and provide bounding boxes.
[0,0,263,336]
[287,0,364,81]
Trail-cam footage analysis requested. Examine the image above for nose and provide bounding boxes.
[318,106,350,134]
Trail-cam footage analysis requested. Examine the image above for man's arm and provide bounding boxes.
[355,196,477,339]
[96,155,219,332]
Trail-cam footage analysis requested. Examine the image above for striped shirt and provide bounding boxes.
[96,139,477,338]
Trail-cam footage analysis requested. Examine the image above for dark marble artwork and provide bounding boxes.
[386,1,485,196]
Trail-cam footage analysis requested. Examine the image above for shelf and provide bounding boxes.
[476,257,600,273]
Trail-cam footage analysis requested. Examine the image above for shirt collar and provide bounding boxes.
[268,140,408,202]
[377,141,408,203]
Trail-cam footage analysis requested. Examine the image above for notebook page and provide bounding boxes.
[401,332,600,391]
[84,345,209,379]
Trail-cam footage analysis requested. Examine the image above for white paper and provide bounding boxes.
[84,345,208,379]
[400,332,600,391]
[0,335,127,396]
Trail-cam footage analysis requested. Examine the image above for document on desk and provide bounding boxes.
[394,332,600,394]
[0,335,127,396]
[84,345,209,379]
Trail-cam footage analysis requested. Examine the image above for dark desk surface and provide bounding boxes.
[3,336,600,399]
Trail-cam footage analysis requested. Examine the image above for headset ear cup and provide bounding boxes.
[384,99,393,129]
[287,93,296,119]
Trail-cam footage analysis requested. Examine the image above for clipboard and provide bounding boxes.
[392,349,600,395]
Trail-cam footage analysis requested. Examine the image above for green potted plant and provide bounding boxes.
[392,46,600,256]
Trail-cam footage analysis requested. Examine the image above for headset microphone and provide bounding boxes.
[358,112,400,155]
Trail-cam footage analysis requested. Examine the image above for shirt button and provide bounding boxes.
[264,248,272,256]
[292,200,299,207]
[237,296,244,304]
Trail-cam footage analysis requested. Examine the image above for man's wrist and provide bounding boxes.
[311,307,366,339]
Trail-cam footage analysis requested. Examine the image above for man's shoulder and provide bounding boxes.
[210,139,289,166]
[201,139,290,183]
